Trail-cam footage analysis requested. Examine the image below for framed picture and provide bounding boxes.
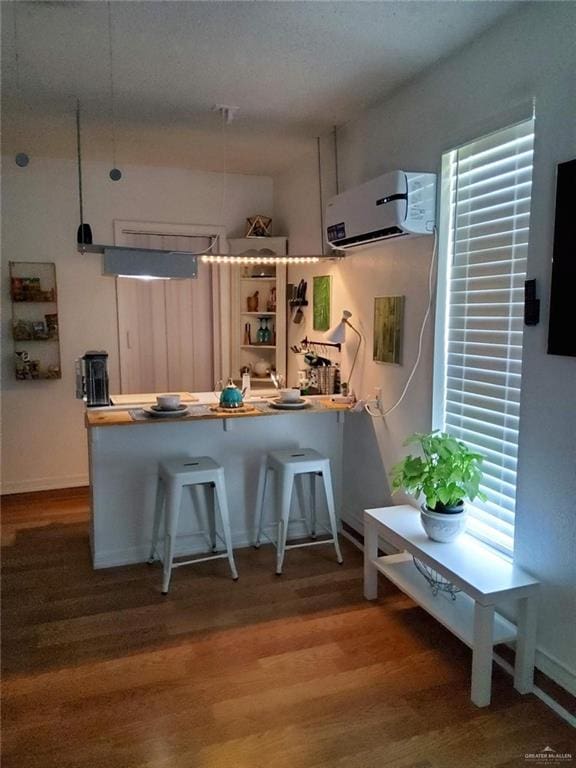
[373,296,404,364]
[313,275,331,332]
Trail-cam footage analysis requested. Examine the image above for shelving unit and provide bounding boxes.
[229,237,287,389]
[9,261,61,380]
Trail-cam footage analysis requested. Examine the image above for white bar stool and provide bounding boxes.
[254,448,343,574]
[149,456,238,594]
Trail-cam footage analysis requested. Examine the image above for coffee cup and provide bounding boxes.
[156,393,181,410]
[279,388,301,403]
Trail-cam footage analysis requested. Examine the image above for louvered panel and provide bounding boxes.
[455,247,527,268]
[446,415,518,446]
[455,212,531,240]
[446,376,521,401]
[480,460,517,488]
[438,117,534,554]
[454,228,530,256]
[454,166,533,202]
[446,366,522,390]
[447,392,520,417]
[449,303,524,320]
[452,251,527,277]
[447,316,524,333]
[449,287,525,305]
[447,342,523,363]
[468,504,515,534]
[455,196,531,227]
[452,180,533,216]
[450,273,526,291]
[446,354,522,376]
[449,328,523,345]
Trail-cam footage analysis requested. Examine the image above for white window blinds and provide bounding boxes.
[438,118,535,555]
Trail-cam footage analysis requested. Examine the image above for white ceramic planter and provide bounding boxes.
[420,505,468,543]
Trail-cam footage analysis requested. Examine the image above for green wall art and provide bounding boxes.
[373,296,404,364]
[313,275,331,331]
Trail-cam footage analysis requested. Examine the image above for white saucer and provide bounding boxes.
[144,404,189,418]
[269,398,309,410]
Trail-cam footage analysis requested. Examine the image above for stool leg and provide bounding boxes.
[206,483,217,552]
[149,476,165,563]
[214,473,239,581]
[321,464,343,564]
[276,470,294,575]
[310,473,317,539]
[254,460,269,548]
[295,474,312,538]
[162,480,182,595]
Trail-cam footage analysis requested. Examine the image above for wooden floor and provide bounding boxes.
[1,489,573,768]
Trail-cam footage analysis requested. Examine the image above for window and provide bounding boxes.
[434,118,535,555]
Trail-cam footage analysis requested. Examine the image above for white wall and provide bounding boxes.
[274,3,576,693]
[1,127,273,493]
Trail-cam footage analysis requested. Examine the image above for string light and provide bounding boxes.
[200,255,322,265]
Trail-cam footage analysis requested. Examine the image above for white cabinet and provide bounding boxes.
[228,237,287,390]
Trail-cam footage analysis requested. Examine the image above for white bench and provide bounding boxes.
[363,505,540,707]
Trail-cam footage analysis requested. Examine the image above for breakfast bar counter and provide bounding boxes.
[86,393,352,568]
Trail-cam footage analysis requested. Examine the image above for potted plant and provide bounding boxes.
[391,431,486,542]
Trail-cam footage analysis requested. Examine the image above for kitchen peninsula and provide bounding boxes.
[86,393,351,568]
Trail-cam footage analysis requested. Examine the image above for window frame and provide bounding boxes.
[432,118,535,558]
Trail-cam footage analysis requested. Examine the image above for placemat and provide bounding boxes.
[129,405,212,421]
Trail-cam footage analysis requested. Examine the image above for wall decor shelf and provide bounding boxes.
[229,237,287,390]
[9,261,61,380]
[240,344,276,350]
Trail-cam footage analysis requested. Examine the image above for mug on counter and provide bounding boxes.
[156,393,181,410]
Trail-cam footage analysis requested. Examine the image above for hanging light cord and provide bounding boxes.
[317,136,324,254]
[106,1,118,169]
[12,4,21,92]
[365,225,438,418]
[220,106,227,237]
[76,100,85,233]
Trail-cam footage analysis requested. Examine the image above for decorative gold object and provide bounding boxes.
[245,215,272,238]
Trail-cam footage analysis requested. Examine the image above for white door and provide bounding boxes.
[116,231,214,393]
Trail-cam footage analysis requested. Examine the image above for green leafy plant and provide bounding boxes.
[391,431,486,512]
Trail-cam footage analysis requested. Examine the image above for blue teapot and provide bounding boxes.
[219,378,244,409]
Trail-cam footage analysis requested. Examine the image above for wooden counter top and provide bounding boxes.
[85,398,351,428]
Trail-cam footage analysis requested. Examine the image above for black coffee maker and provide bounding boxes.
[75,351,110,407]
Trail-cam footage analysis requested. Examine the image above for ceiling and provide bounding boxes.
[1,0,519,174]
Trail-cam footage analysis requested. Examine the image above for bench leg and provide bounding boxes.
[471,602,494,707]
[514,595,538,694]
[363,518,378,600]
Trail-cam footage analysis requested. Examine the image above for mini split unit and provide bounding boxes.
[326,170,437,250]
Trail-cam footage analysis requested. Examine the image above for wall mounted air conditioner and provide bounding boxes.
[326,171,436,250]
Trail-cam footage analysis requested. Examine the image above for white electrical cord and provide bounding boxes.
[365,225,438,419]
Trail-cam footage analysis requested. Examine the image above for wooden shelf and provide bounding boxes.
[11,298,57,304]
[241,344,276,349]
[230,236,287,389]
[372,553,517,648]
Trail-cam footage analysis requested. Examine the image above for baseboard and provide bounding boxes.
[1,475,89,495]
[93,519,316,569]
[535,648,576,698]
